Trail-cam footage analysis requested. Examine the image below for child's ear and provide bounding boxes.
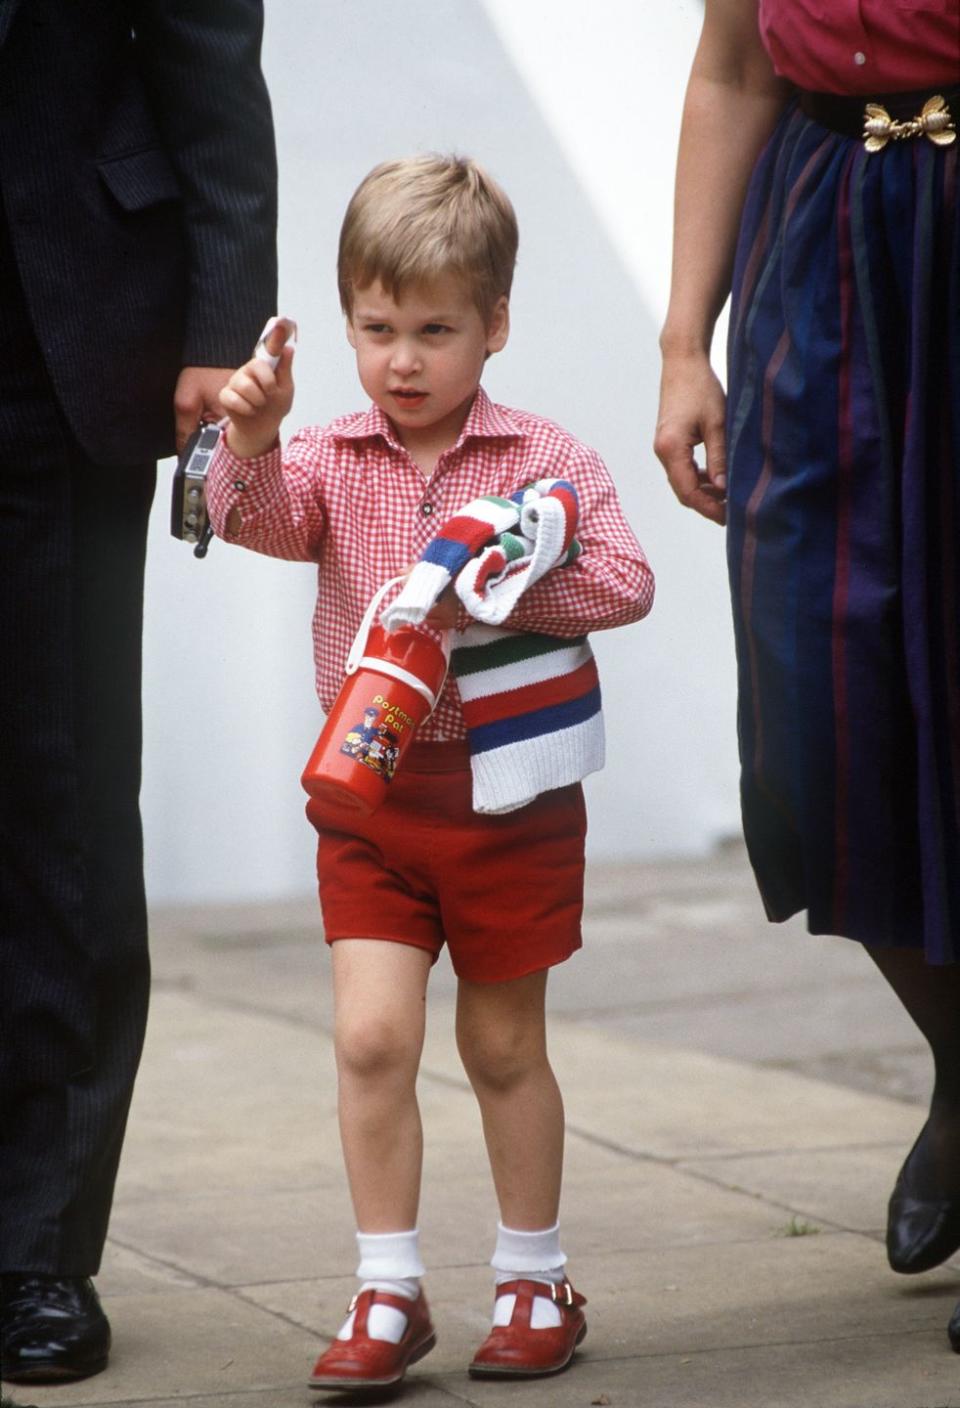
[345,314,357,350]
[485,296,510,356]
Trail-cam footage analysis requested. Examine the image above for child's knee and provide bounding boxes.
[459,1026,547,1094]
[335,1015,419,1082]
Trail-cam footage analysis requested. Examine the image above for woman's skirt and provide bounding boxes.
[726,99,960,962]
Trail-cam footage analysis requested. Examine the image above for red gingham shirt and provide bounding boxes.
[206,387,654,742]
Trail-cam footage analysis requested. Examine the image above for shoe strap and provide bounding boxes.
[495,1278,586,1323]
[348,1287,418,1335]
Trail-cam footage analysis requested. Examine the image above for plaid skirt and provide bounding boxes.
[726,99,960,962]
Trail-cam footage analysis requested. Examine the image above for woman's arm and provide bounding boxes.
[654,0,790,525]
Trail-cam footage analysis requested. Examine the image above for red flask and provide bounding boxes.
[301,583,449,821]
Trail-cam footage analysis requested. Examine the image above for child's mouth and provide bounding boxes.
[391,389,427,409]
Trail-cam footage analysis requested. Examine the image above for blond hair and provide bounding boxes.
[338,154,518,323]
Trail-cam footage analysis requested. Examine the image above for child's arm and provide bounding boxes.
[205,322,326,561]
[497,445,654,638]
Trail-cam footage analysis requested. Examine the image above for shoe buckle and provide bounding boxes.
[346,1293,359,1314]
[551,1281,574,1306]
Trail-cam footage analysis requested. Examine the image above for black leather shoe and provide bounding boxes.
[887,1126,960,1275]
[949,1300,960,1352]
[0,1275,110,1383]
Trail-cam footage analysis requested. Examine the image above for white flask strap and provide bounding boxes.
[344,577,450,716]
[345,577,404,675]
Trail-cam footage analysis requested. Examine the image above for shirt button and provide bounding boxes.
[233,479,246,491]
[853,51,866,65]
[421,501,434,517]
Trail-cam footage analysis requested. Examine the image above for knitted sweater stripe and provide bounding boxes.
[451,630,588,677]
[467,683,602,754]
[422,523,500,577]
[460,657,600,729]
[420,499,519,579]
[454,639,594,703]
[471,717,605,815]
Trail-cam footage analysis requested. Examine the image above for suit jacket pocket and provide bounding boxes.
[96,147,181,212]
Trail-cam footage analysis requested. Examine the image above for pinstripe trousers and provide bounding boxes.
[0,201,156,1272]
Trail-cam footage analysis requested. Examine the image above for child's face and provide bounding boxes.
[346,276,509,455]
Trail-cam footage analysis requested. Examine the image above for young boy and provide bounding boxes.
[206,155,654,1393]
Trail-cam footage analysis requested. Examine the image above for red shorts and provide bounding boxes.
[308,741,586,984]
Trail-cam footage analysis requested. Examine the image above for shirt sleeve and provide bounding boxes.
[206,425,327,562]
[501,443,655,638]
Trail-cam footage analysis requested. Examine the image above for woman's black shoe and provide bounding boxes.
[0,1275,110,1383]
[887,1127,960,1275]
[948,1301,960,1352]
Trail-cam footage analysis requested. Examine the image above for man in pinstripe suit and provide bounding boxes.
[0,0,277,1383]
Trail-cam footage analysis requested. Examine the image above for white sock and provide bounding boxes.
[490,1222,567,1330]
[337,1230,424,1345]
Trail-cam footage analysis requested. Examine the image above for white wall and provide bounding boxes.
[141,0,739,905]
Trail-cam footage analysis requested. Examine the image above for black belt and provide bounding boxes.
[799,86,960,151]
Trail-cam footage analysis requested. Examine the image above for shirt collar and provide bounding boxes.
[333,386,525,452]
[333,402,404,450]
[455,386,525,446]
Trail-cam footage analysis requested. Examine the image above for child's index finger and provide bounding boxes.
[254,315,298,369]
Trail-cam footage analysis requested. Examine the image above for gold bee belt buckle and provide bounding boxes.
[863,94,957,152]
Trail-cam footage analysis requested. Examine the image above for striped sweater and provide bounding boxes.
[381,480,603,814]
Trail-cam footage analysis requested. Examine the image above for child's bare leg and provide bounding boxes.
[455,969,563,1228]
[332,939,432,1231]
[457,969,585,1368]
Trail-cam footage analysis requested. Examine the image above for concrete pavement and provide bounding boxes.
[6,845,960,1408]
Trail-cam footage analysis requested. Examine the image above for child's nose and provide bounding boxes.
[390,339,421,375]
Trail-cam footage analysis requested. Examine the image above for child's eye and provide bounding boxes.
[423,323,452,335]
[363,323,390,335]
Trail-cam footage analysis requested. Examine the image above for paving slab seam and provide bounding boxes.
[558,1119,932,1251]
[105,1234,230,1294]
[149,985,336,1040]
[642,1166,871,1239]
[217,1285,330,1344]
[104,1235,329,1345]
[414,1382,485,1408]
[113,1182,339,1209]
[563,1123,901,1174]
[675,1138,907,1164]
[560,1123,879,1240]
[561,973,887,1019]
[3,1385,317,1408]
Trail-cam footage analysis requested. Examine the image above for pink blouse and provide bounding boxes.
[759,0,960,94]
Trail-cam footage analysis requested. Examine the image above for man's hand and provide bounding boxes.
[219,318,296,459]
[654,350,728,526]
[173,367,234,453]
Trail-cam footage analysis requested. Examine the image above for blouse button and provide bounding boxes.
[233,479,247,492]
[853,51,866,66]
[421,501,434,517]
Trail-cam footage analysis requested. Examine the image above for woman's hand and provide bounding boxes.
[654,349,729,526]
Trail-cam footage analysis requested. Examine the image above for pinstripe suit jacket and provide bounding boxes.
[0,0,278,464]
